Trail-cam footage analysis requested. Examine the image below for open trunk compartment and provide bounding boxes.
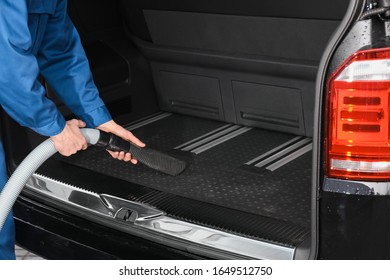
[32,112,311,258]
[61,113,312,227]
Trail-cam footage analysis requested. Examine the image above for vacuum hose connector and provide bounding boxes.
[0,128,100,232]
[0,128,186,231]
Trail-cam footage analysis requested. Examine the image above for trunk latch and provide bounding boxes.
[100,194,165,222]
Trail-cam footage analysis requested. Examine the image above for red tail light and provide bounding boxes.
[327,47,390,181]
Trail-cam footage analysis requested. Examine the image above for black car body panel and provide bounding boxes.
[320,192,390,259]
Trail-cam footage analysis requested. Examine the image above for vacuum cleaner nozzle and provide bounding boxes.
[95,131,187,176]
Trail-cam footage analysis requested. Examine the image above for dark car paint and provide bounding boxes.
[320,192,390,259]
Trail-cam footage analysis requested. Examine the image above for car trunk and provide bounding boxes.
[2,0,352,259]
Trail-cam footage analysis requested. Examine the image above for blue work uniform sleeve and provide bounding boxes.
[37,0,112,128]
[0,1,66,137]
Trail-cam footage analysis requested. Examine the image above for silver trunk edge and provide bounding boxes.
[25,174,295,259]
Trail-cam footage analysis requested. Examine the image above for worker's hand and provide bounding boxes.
[97,120,145,164]
[51,119,88,157]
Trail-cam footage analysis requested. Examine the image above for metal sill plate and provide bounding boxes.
[25,173,295,260]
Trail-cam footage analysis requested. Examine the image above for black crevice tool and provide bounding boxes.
[95,131,186,176]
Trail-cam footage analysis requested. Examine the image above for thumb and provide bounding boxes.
[68,119,86,128]
[124,130,145,147]
[77,120,86,128]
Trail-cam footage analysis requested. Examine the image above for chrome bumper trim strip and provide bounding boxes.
[137,217,294,260]
[267,143,312,171]
[191,127,252,154]
[174,124,234,150]
[245,136,303,165]
[125,112,172,131]
[25,173,295,259]
[254,138,311,168]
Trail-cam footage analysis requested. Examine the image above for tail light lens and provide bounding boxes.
[327,47,390,181]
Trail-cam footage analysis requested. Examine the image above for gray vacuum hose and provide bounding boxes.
[0,128,100,232]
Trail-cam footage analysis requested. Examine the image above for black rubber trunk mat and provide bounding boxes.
[54,113,312,245]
